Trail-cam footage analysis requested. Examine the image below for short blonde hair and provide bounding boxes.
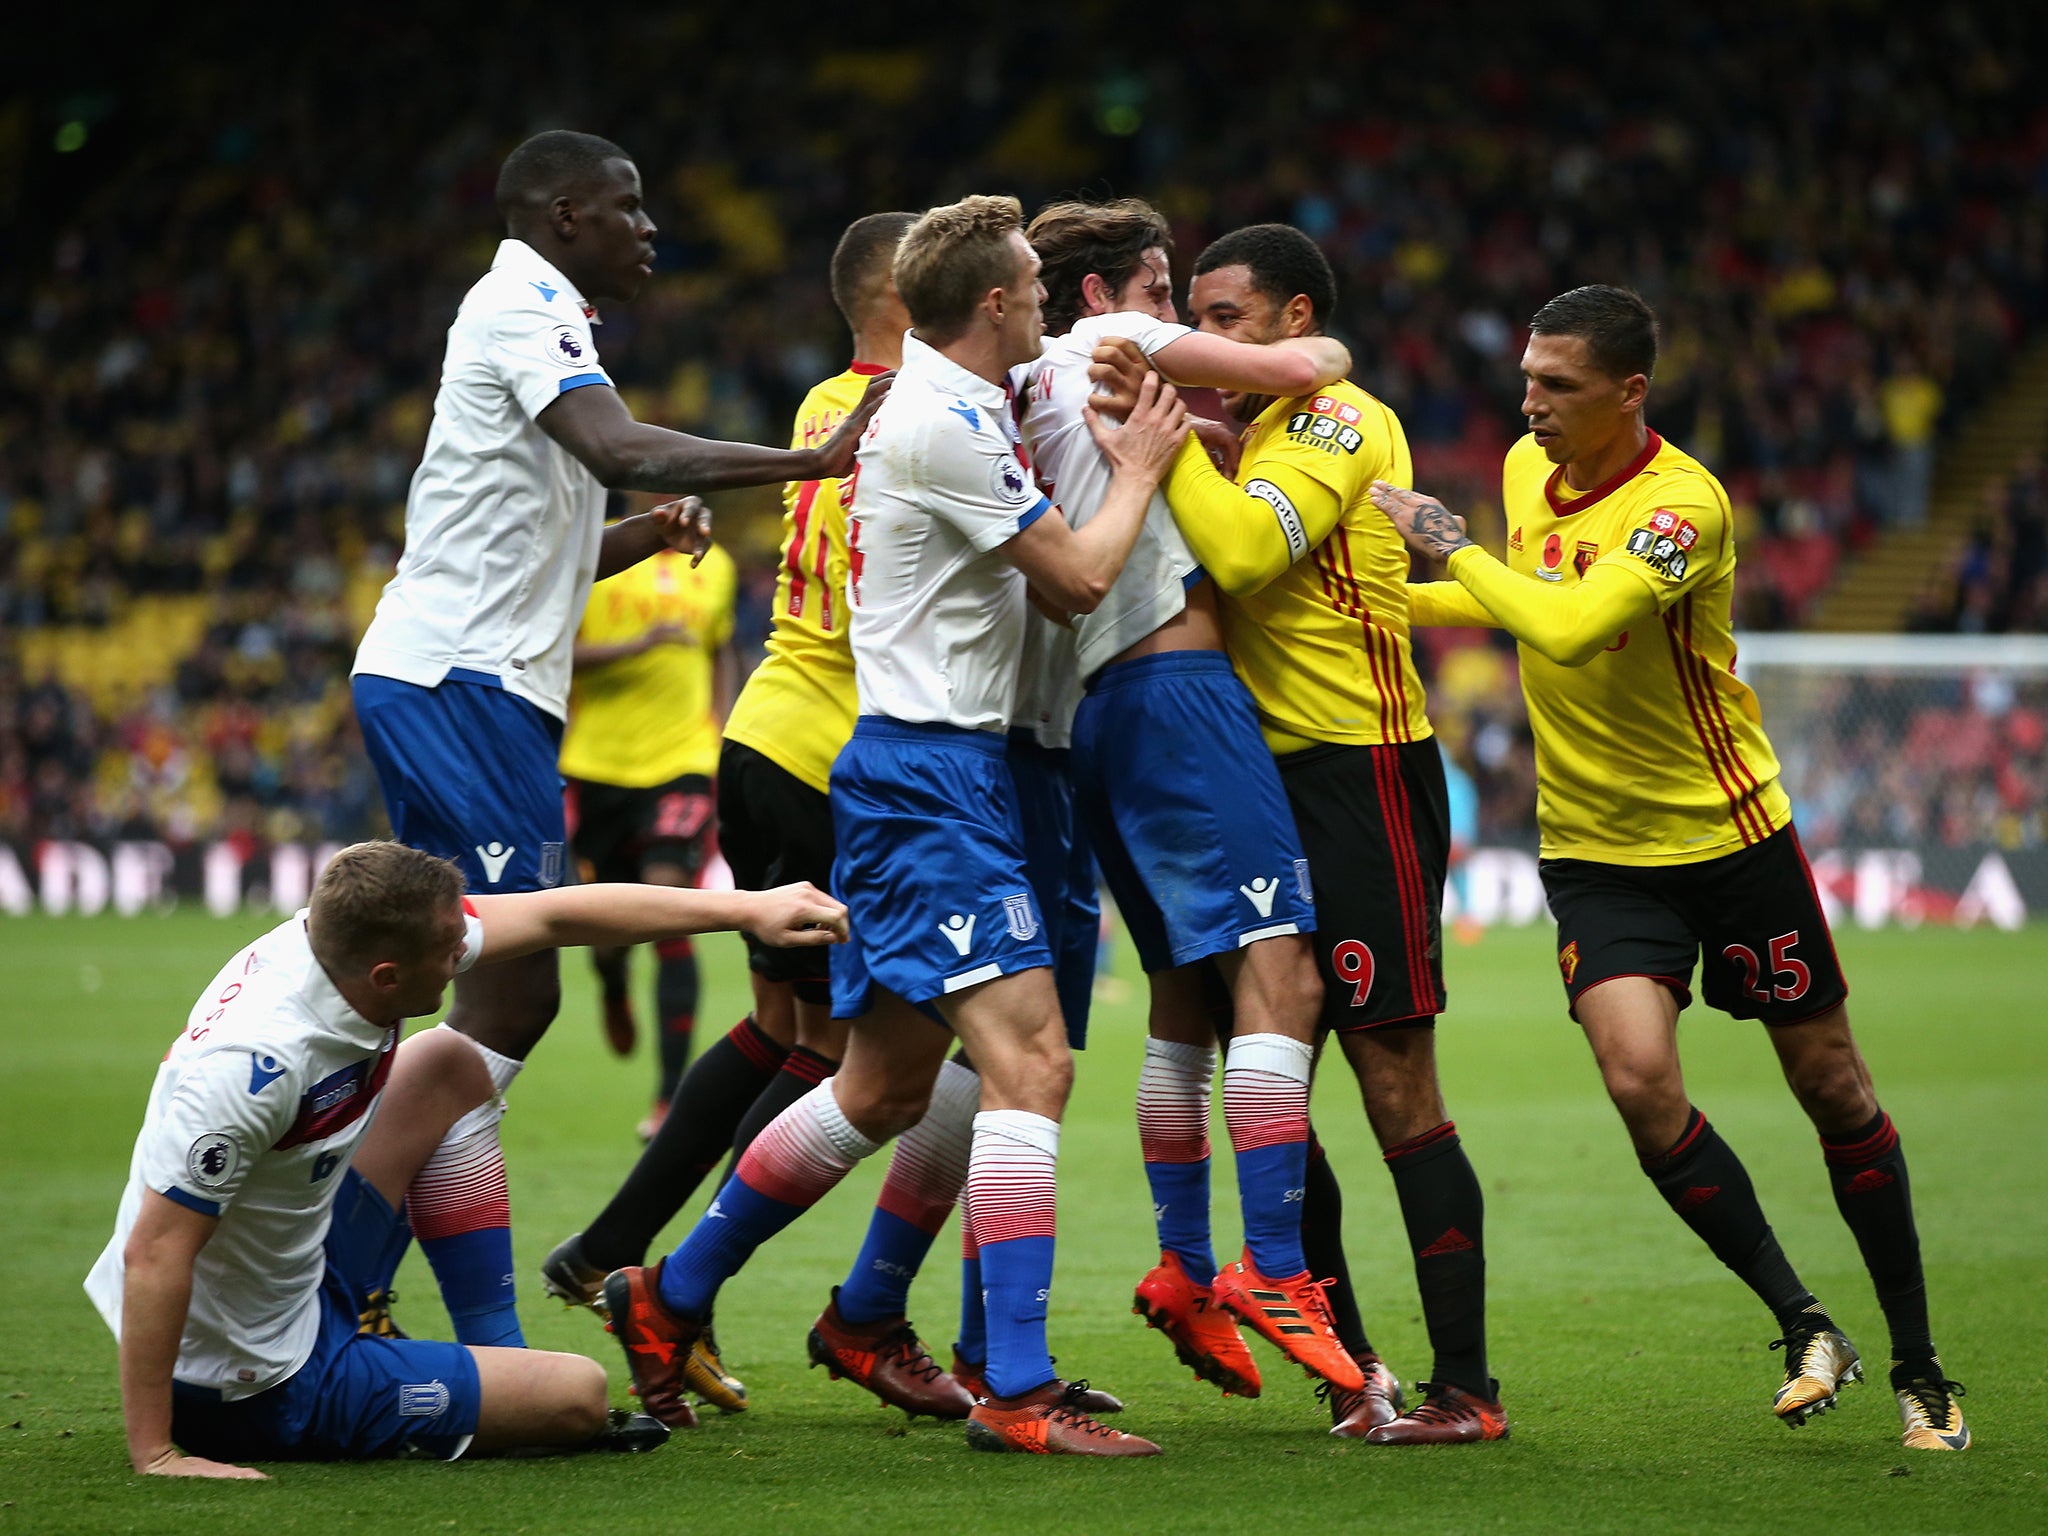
[893,194,1026,342]
[308,841,465,972]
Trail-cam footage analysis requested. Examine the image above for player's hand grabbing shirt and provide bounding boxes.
[84,909,483,1399]
[352,238,615,722]
[1412,431,1790,864]
[1163,383,1432,753]
[1014,311,1200,681]
[845,334,1049,732]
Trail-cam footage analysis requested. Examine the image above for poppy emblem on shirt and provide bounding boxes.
[1537,531,1565,580]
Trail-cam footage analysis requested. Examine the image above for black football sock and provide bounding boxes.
[653,936,700,1103]
[1302,1129,1374,1361]
[728,1045,841,1168]
[594,946,630,1006]
[1641,1106,1826,1334]
[1820,1109,1933,1363]
[580,1015,788,1272]
[1385,1121,1489,1398]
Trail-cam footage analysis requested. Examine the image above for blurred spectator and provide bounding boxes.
[5,3,2048,845]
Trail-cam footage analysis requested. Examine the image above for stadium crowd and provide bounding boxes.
[4,4,2046,847]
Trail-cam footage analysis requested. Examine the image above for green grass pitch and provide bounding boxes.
[1,913,2042,1534]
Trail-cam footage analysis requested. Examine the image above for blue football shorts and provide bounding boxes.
[829,718,1056,1020]
[169,1173,482,1462]
[1071,650,1315,973]
[352,671,567,892]
[1007,729,1100,1049]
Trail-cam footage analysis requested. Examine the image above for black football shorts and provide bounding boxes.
[1539,824,1849,1026]
[1278,738,1450,1032]
[566,773,715,886]
[716,739,836,998]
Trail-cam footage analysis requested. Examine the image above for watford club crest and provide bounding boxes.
[1558,940,1580,985]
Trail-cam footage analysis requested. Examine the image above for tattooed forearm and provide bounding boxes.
[1410,499,1473,558]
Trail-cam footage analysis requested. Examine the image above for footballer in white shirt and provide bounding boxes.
[90,840,844,1478]
[607,195,1189,1458]
[348,129,885,1351]
[1013,201,1388,1406]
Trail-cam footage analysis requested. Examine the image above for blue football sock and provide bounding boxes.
[657,1173,806,1320]
[978,1234,1057,1399]
[1145,1158,1216,1282]
[956,1250,987,1365]
[836,1209,940,1326]
[419,1227,523,1347]
[1237,1140,1309,1278]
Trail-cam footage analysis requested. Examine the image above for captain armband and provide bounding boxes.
[1245,479,1310,563]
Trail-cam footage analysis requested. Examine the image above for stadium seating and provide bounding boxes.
[3,6,2044,845]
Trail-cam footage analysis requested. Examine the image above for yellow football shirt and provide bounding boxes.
[720,364,881,793]
[558,544,737,788]
[1164,381,1432,754]
[1430,429,1791,865]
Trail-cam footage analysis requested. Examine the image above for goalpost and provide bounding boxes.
[1733,634,2048,930]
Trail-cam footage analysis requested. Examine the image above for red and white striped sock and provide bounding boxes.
[875,1057,979,1233]
[969,1109,1060,1398]
[733,1079,881,1208]
[1138,1037,1217,1277]
[410,1028,523,1346]
[1223,1031,1313,1278]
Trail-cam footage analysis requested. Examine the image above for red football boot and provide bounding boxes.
[1364,1379,1509,1444]
[965,1381,1161,1457]
[601,1263,701,1429]
[807,1288,974,1419]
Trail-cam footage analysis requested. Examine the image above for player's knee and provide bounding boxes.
[401,1026,496,1111]
[1602,1058,1681,1121]
[542,1353,609,1443]
[1787,1050,1872,1126]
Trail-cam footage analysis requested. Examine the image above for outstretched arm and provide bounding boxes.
[121,1192,266,1480]
[469,881,848,963]
[1150,331,1351,395]
[1369,482,1659,665]
[539,374,890,495]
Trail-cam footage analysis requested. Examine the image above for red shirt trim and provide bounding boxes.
[849,360,889,376]
[1545,430,1663,517]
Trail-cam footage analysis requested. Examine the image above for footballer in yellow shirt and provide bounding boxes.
[561,540,738,1108]
[1137,223,1502,1443]
[1377,285,1965,1451]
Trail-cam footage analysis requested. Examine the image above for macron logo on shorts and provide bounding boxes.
[939,913,977,956]
[399,1380,451,1418]
[476,842,515,883]
[1240,877,1280,918]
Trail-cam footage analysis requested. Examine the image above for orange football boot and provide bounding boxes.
[1132,1250,1262,1398]
[601,1262,702,1429]
[1210,1248,1365,1392]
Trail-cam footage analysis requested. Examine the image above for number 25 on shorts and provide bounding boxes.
[1722,930,1811,1004]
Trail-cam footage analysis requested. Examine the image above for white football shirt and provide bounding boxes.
[845,333,1050,732]
[1014,311,1200,680]
[352,239,614,721]
[84,907,483,1399]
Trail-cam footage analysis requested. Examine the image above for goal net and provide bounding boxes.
[1734,634,2048,930]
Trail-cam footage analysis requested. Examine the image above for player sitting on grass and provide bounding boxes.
[85,840,844,1477]
[1373,284,1969,1452]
